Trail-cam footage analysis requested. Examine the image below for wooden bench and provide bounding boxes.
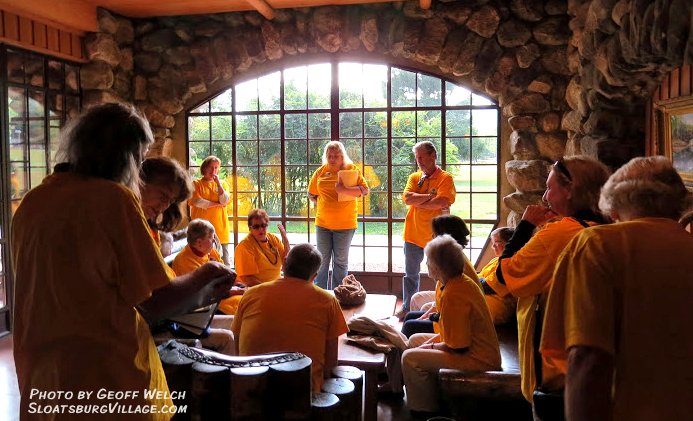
[438,322,532,420]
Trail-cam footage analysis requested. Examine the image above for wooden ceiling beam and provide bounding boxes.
[246,0,274,19]
[0,0,96,33]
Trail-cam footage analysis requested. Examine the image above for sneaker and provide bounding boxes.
[394,307,409,320]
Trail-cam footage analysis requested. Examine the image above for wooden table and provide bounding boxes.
[337,293,397,421]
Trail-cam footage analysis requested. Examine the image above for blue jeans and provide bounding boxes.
[314,226,356,289]
[401,311,435,338]
[402,241,424,311]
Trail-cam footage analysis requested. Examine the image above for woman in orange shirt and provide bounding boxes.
[189,155,231,264]
[308,141,369,289]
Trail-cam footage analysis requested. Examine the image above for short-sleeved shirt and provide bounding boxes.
[479,257,517,325]
[542,218,693,421]
[438,275,501,369]
[497,217,595,401]
[402,169,456,248]
[12,172,174,420]
[172,244,222,276]
[189,178,230,243]
[231,277,349,391]
[308,163,368,230]
[234,232,284,283]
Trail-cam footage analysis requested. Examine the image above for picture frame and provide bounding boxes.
[653,96,693,184]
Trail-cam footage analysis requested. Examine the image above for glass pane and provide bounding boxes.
[284,66,307,110]
[391,68,416,107]
[285,221,309,244]
[342,139,362,162]
[260,140,281,165]
[446,138,471,165]
[211,89,233,112]
[189,142,210,164]
[285,114,307,139]
[391,246,405,273]
[285,140,308,165]
[453,164,471,192]
[392,165,414,194]
[364,139,387,165]
[417,73,441,106]
[260,191,281,216]
[308,63,331,109]
[65,64,79,92]
[260,166,282,191]
[472,92,494,106]
[472,109,498,136]
[235,115,258,140]
[446,110,471,137]
[259,114,280,139]
[191,102,209,113]
[472,138,498,163]
[417,110,440,137]
[211,116,233,140]
[7,49,25,83]
[364,166,387,192]
[235,79,258,111]
[364,112,387,138]
[27,54,45,87]
[471,165,497,192]
[363,64,388,108]
[308,113,330,139]
[188,116,210,140]
[348,246,364,271]
[391,111,415,137]
[446,82,471,106]
[212,142,232,165]
[238,192,259,212]
[364,192,387,217]
[285,192,308,217]
[65,95,80,121]
[285,166,308,190]
[391,193,407,218]
[237,167,259,189]
[258,71,280,111]
[30,167,46,188]
[0,273,5,308]
[339,63,363,109]
[450,193,471,219]
[236,141,258,165]
[339,112,362,138]
[309,143,327,165]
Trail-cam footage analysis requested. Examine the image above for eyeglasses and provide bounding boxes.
[554,159,572,181]
[250,223,268,230]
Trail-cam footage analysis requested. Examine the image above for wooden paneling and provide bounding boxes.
[682,65,691,96]
[0,8,85,62]
[647,66,693,156]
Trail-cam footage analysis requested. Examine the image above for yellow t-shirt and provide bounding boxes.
[479,257,517,325]
[308,163,368,230]
[231,277,349,391]
[189,178,230,243]
[438,275,501,369]
[497,217,594,401]
[12,173,174,420]
[172,244,222,276]
[542,218,693,421]
[402,169,457,248]
[234,232,284,283]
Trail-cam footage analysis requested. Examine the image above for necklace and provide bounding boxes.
[253,236,278,265]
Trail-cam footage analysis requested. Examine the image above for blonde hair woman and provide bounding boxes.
[189,155,231,264]
[308,141,369,289]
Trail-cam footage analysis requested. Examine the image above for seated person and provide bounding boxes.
[402,235,501,414]
[218,208,290,315]
[172,219,223,275]
[231,243,349,391]
[478,227,518,325]
[402,215,479,338]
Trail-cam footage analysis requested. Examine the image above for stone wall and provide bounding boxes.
[80,0,693,225]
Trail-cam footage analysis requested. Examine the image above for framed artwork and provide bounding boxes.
[654,96,693,184]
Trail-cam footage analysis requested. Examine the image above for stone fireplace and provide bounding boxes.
[79,0,693,225]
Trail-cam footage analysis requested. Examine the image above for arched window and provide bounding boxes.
[187,62,499,275]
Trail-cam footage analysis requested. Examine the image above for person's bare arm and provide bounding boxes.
[139,261,238,322]
[566,345,614,421]
[335,179,368,198]
[238,274,262,287]
[417,305,437,320]
[403,192,450,210]
[277,223,290,262]
[323,337,339,380]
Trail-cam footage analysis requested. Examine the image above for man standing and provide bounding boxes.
[397,141,456,319]
[231,243,349,391]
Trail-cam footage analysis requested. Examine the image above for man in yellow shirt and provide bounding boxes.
[398,141,456,319]
[172,219,223,275]
[231,244,349,391]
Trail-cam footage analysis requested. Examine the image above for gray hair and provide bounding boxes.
[412,140,437,156]
[599,156,693,220]
[284,243,322,281]
[57,102,153,197]
[425,234,465,280]
[187,219,215,245]
[321,141,353,167]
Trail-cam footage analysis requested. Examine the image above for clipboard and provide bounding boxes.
[337,170,358,201]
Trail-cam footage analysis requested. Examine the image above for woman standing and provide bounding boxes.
[308,141,369,289]
[11,103,235,419]
[189,155,231,264]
